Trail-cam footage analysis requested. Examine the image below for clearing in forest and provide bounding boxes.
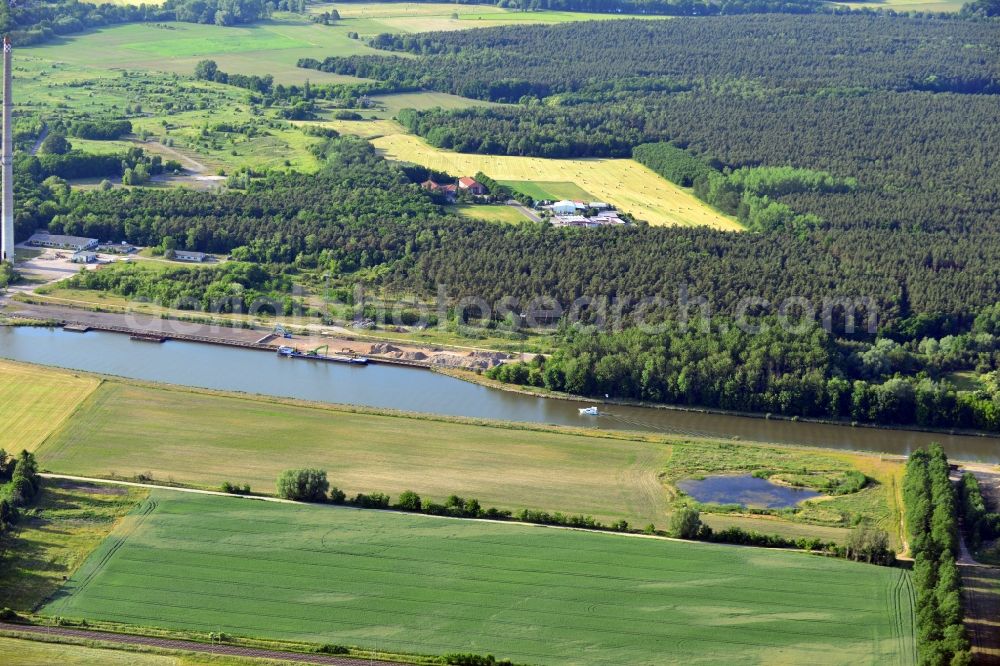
[372,132,742,229]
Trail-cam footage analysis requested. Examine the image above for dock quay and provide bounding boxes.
[129,333,166,343]
[47,317,433,370]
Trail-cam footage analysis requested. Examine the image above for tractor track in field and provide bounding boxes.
[0,623,409,665]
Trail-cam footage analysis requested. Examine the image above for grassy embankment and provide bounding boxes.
[40,490,916,666]
[10,358,904,543]
[0,635,269,666]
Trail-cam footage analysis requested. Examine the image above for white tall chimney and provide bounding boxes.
[1,35,13,264]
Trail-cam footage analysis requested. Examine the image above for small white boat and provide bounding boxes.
[578,406,599,416]
[277,346,294,356]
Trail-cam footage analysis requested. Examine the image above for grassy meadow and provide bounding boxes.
[22,17,377,84]
[42,490,916,665]
[15,47,325,174]
[372,131,743,229]
[0,479,147,610]
[0,359,100,453]
[455,204,531,224]
[25,365,905,543]
[498,179,596,202]
[36,380,673,528]
[319,2,658,33]
[836,0,966,11]
[24,6,652,86]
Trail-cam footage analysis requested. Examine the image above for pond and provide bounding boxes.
[675,474,821,509]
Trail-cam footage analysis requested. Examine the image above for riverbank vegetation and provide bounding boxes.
[488,318,1000,432]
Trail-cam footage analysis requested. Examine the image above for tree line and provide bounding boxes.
[0,451,42,543]
[903,446,971,665]
[959,473,1000,557]
[273,469,895,561]
[65,261,300,315]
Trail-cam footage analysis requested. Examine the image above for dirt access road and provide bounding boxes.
[956,463,1000,664]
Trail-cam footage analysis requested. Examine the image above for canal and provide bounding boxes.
[2,326,999,462]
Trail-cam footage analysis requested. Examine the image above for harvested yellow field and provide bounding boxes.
[0,359,101,452]
[372,131,742,230]
[296,118,404,140]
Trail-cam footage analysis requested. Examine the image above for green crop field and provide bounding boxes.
[43,490,916,665]
[455,204,532,224]
[499,179,596,202]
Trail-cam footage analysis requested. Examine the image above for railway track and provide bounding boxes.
[0,622,410,665]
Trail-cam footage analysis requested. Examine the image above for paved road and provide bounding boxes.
[0,623,407,665]
[505,200,543,223]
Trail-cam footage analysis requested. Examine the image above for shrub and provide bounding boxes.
[670,507,702,539]
[846,525,895,565]
[395,490,422,512]
[444,654,512,666]
[328,486,346,504]
[276,468,330,502]
[316,644,349,654]
[352,492,390,509]
[220,481,251,495]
